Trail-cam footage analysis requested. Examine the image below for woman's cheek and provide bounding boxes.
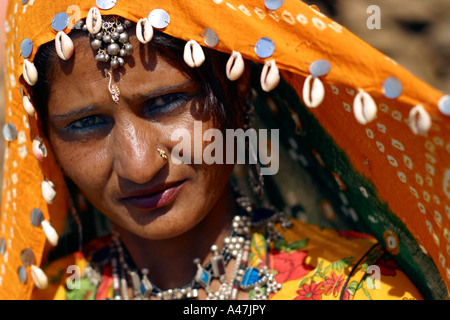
[53,139,111,196]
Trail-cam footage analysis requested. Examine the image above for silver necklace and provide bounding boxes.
[82,196,291,300]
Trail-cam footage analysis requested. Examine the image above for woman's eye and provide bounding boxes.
[67,115,108,132]
[144,92,191,115]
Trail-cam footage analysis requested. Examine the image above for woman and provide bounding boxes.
[1,0,449,300]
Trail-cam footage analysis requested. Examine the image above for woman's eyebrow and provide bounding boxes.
[50,105,98,121]
[128,80,198,103]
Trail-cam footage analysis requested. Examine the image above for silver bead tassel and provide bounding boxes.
[87,15,133,69]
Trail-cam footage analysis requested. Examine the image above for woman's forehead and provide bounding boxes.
[48,33,191,106]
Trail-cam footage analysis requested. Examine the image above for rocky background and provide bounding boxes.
[0,0,449,199]
[307,0,450,92]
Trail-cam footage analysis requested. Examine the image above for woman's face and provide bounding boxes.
[46,33,235,240]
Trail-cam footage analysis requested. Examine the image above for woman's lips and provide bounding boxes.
[121,180,186,210]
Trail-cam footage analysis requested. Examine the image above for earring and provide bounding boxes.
[248,154,264,200]
[157,148,168,161]
[244,91,264,200]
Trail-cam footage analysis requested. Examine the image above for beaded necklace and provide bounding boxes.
[80,195,292,300]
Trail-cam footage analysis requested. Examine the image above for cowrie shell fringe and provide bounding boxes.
[33,137,47,161]
[22,95,35,116]
[183,40,205,68]
[55,31,74,61]
[86,7,102,34]
[41,220,59,246]
[31,265,49,290]
[136,18,153,44]
[226,51,245,81]
[409,104,431,135]
[41,180,56,204]
[23,59,38,86]
[353,89,377,124]
[303,75,325,108]
[260,60,280,92]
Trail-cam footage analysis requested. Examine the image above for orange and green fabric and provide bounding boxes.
[1,0,449,299]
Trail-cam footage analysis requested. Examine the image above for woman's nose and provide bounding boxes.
[112,117,163,184]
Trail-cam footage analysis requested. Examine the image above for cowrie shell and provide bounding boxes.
[55,31,74,61]
[30,265,49,289]
[41,180,56,204]
[41,220,59,246]
[22,95,35,116]
[409,104,431,135]
[23,59,38,86]
[86,7,102,34]
[183,40,205,68]
[302,75,325,108]
[353,89,377,124]
[136,18,153,44]
[226,51,245,81]
[260,60,280,92]
[32,137,47,161]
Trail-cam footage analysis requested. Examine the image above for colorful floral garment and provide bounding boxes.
[32,218,422,300]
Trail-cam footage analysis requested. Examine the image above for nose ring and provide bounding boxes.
[157,148,168,161]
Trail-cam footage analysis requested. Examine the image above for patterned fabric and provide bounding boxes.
[1,0,449,299]
[32,219,421,300]
[241,77,449,299]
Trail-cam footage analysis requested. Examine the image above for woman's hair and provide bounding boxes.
[32,22,251,136]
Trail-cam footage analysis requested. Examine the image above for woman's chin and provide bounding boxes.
[114,199,203,241]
